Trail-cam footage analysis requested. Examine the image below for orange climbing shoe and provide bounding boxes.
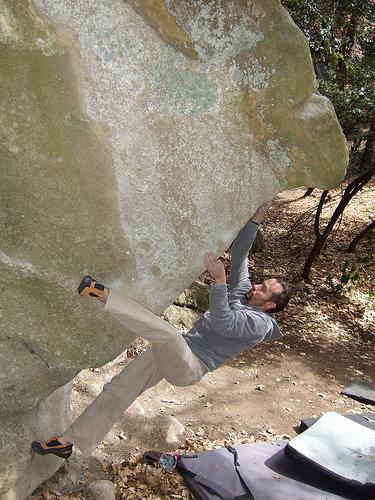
[31,436,73,459]
[78,275,105,298]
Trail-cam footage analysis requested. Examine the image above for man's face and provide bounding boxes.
[246,279,282,311]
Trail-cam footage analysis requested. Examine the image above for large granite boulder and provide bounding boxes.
[0,0,348,498]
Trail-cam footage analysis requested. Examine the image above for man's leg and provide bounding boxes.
[32,282,207,457]
[102,289,208,386]
[102,289,186,347]
[63,348,162,456]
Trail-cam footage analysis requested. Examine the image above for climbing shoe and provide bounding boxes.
[78,275,105,298]
[32,436,73,459]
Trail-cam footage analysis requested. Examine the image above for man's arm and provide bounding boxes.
[203,252,273,340]
[203,200,273,290]
[229,200,273,291]
[250,199,273,224]
[204,252,226,285]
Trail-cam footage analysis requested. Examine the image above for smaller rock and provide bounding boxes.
[165,415,185,444]
[86,479,116,500]
[175,279,210,312]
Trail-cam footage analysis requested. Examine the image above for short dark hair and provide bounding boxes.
[268,279,292,313]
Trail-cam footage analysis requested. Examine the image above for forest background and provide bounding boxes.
[281,0,375,281]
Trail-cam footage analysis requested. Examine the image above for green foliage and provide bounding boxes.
[282,0,375,283]
[328,253,375,299]
[281,0,375,175]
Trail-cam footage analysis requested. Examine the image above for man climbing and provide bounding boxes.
[32,200,291,459]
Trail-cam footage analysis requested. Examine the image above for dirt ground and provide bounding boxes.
[30,181,375,500]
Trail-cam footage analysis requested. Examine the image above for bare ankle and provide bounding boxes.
[58,435,71,446]
[98,287,109,304]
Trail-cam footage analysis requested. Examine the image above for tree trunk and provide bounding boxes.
[314,190,329,239]
[302,167,375,282]
[303,187,315,197]
[302,117,375,282]
[348,219,375,252]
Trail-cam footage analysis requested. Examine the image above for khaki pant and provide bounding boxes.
[63,290,208,455]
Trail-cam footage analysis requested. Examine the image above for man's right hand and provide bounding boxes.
[204,252,226,285]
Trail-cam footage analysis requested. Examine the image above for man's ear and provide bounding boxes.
[262,301,276,312]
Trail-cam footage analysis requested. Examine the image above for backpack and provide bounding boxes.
[177,445,254,500]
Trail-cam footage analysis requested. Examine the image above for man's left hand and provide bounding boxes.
[250,199,273,224]
[204,252,226,285]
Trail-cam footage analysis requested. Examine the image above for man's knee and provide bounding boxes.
[161,361,206,387]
